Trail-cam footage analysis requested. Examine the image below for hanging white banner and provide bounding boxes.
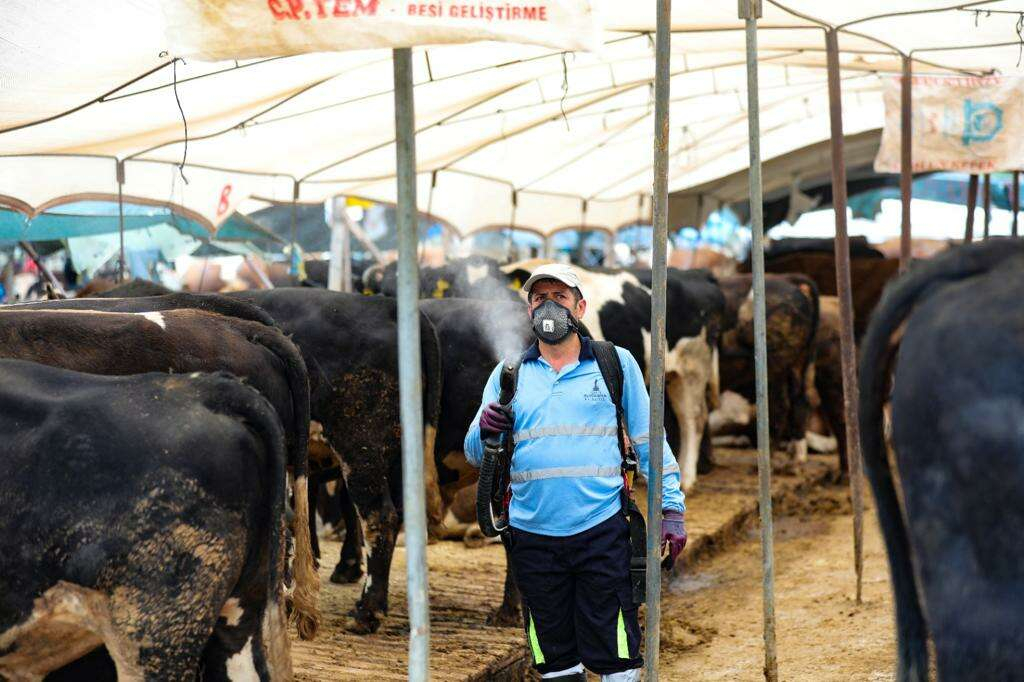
[164,0,601,60]
[875,75,1024,174]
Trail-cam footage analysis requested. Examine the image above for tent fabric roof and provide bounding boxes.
[1,2,1021,236]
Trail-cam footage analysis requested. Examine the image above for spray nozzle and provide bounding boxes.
[498,361,517,405]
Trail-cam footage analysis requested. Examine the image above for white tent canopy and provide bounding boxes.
[1,2,1021,236]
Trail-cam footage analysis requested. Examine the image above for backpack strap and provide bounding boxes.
[590,340,638,481]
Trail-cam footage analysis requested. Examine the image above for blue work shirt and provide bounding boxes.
[465,337,685,537]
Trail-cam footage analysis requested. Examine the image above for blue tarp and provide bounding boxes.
[0,201,282,244]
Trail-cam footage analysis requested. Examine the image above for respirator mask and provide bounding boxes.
[531,299,578,345]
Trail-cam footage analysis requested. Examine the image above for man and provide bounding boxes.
[465,263,687,682]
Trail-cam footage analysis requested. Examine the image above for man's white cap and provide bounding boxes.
[521,263,584,298]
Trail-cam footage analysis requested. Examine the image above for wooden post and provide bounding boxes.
[825,28,866,606]
[965,174,978,242]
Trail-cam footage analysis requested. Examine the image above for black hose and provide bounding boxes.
[476,361,518,538]
[477,437,503,538]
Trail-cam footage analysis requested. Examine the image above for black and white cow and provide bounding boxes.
[365,255,521,301]
[227,288,444,634]
[0,307,320,640]
[0,361,291,680]
[860,239,1024,680]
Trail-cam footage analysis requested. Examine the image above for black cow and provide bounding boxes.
[419,297,533,624]
[860,239,1024,680]
[716,274,819,459]
[0,361,291,680]
[0,308,319,640]
[227,288,444,634]
[762,236,884,261]
[365,255,520,301]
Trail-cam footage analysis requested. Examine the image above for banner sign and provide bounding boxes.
[875,75,1024,173]
[164,0,600,60]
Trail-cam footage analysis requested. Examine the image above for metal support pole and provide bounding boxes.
[825,28,866,606]
[645,0,671,678]
[243,255,274,289]
[983,173,992,240]
[329,197,353,292]
[116,160,126,283]
[899,56,912,273]
[742,4,778,681]
[965,174,978,242]
[290,181,301,278]
[1013,171,1020,237]
[393,47,430,682]
[18,241,66,298]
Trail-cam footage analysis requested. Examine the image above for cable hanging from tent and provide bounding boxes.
[1016,13,1024,67]
[172,59,190,185]
[559,52,572,132]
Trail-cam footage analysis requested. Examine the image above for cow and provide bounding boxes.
[808,296,847,478]
[761,236,884,261]
[7,291,277,328]
[716,274,819,459]
[859,239,1024,680]
[0,308,319,640]
[418,297,532,625]
[227,288,444,634]
[504,260,723,492]
[0,361,291,680]
[742,252,900,339]
[365,255,520,301]
[73,278,173,298]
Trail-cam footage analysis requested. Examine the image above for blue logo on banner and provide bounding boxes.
[954,99,1003,146]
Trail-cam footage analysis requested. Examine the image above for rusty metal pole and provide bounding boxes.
[965,174,978,242]
[983,173,992,240]
[645,0,671,677]
[1013,171,1020,237]
[116,160,126,283]
[742,3,779,679]
[825,28,866,606]
[899,56,912,273]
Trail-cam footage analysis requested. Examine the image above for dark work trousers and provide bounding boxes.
[509,512,643,676]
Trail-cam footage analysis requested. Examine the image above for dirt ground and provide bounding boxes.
[290,452,898,681]
[660,484,897,681]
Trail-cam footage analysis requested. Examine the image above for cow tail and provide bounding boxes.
[859,240,1024,681]
[250,328,320,641]
[215,378,289,618]
[419,311,445,531]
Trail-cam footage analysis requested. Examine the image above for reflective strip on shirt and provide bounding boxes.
[514,425,618,442]
[511,465,622,483]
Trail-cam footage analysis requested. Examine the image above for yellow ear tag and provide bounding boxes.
[432,278,450,299]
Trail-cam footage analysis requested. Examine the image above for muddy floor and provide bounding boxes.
[660,484,896,681]
[290,451,896,680]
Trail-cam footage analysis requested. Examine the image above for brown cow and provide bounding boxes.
[808,296,847,478]
[746,252,900,338]
[717,274,819,457]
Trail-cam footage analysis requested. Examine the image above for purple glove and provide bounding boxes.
[661,510,687,569]
[479,402,513,439]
